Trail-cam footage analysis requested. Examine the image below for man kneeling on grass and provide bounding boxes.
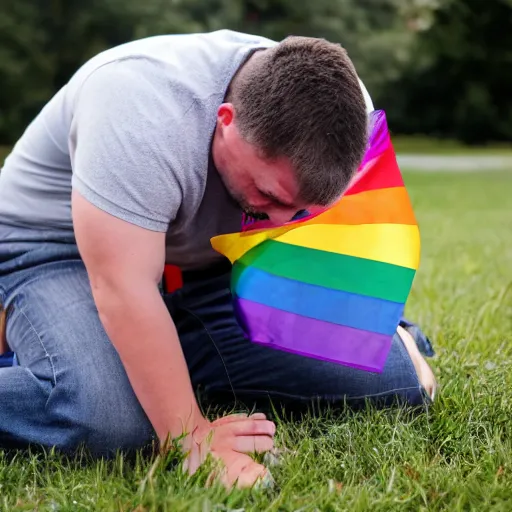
[0,30,436,488]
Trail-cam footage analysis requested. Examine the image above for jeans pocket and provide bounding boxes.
[5,301,57,388]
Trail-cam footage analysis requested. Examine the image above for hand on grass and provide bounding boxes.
[182,413,275,489]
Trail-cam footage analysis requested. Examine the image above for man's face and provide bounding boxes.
[212,104,313,226]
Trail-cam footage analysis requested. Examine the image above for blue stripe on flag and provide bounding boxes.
[234,266,403,335]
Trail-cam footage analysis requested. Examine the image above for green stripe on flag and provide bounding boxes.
[235,239,415,303]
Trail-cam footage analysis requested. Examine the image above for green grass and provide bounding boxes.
[392,136,512,156]
[1,171,512,511]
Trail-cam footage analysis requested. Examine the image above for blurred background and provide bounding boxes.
[0,0,511,157]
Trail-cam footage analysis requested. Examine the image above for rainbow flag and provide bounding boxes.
[211,110,420,372]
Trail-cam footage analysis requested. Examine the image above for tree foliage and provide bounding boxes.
[380,0,512,143]
[0,0,509,144]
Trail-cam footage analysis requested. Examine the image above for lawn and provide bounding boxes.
[392,136,512,156]
[1,170,511,511]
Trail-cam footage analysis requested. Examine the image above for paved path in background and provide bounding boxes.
[397,154,512,171]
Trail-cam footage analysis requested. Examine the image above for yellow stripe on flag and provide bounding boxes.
[211,225,298,263]
[277,224,420,269]
[212,223,420,269]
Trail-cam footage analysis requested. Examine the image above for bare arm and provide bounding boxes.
[72,191,275,487]
[69,61,274,486]
[72,190,205,440]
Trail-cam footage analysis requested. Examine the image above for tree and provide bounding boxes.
[0,0,440,144]
[379,0,512,143]
[0,2,53,142]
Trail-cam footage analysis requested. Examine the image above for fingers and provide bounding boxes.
[211,432,274,454]
[247,412,268,421]
[224,418,276,437]
[183,442,202,476]
[231,433,275,454]
[182,432,209,475]
[233,463,268,489]
[181,412,277,490]
[211,412,268,427]
[214,451,267,489]
[211,416,276,455]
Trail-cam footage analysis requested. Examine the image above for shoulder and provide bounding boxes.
[73,56,192,115]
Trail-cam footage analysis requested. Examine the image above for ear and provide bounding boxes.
[217,103,235,127]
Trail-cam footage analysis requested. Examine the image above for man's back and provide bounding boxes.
[0,30,275,268]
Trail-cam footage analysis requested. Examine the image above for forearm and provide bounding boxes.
[93,282,204,442]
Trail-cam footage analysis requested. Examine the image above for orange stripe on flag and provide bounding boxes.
[308,187,417,226]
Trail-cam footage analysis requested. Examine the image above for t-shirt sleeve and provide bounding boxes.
[358,78,374,114]
[69,59,186,232]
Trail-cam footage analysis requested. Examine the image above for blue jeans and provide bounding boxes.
[0,226,428,455]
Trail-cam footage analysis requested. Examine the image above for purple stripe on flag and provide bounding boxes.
[235,298,393,373]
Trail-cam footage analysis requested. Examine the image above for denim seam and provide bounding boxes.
[15,306,57,388]
[212,384,426,403]
[333,384,426,401]
[180,306,238,404]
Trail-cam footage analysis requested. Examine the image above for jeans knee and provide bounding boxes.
[83,404,154,456]
[48,374,155,456]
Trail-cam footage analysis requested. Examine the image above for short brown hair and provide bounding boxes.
[228,36,368,206]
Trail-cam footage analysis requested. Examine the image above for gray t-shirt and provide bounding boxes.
[0,30,373,270]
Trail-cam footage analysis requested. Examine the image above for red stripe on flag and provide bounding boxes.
[345,145,404,196]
